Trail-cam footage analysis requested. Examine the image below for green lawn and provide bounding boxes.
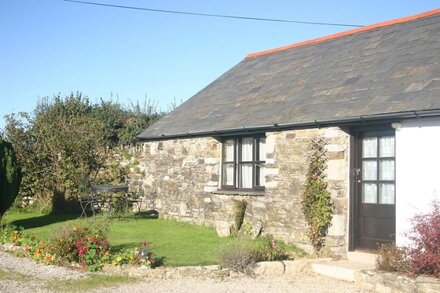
[1,212,271,267]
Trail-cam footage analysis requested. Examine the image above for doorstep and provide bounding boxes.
[311,259,375,282]
[347,251,377,266]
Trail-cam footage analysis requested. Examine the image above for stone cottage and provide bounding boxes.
[131,9,440,254]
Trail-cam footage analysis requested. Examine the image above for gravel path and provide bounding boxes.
[0,251,84,280]
[98,275,358,293]
[0,251,358,293]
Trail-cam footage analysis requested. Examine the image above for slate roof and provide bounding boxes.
[139,10,440,140]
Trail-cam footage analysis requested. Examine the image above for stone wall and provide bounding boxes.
[356,270,440,292]
[124,127,350,254]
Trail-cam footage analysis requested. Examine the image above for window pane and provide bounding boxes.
[256,165,265,187]
[241,138,253,161]
[362,137,377,158]
[362,161,377,180]
[379,160,395,180]
[222,163,234,186]
[223,140,234,162]
[380,183,395,204]
[379,136,395,157]
[240,164,253,188]
[258,138,266,161]
[363,183,377,203]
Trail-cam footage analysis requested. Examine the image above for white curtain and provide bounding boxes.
[362,161,377,180]
[240,138,254,188]
[259,138,266,161]
[241,138,253,161]
[379,136,395,157]
[241,164,253,188]
[223,164,234,185]
[379,160,395,180]
[380,183,395,204]
[362,137,377,158]
[224,140,234,161]
[363,183,377,203]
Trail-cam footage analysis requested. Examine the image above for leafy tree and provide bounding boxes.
[0,138,21,217]
[4,93,164,212]
[92,99,161,147]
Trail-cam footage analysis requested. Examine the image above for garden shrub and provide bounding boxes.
[375,201,440,277]
[4,94,164,212]
[219,236,292,276]
[407,200,440,277]
[231,199,247,236]
[376,242,409,273]
[219,242,257,276]
[254,235,289,262]
[0,139,21,217]
[49,224,110,271]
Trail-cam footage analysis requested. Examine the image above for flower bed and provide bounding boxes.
[0,224,158,272]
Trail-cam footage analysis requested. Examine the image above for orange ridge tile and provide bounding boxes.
[245,8,440,60]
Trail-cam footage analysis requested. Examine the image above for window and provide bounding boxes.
[361,135,395,204]
[221,136,266,190]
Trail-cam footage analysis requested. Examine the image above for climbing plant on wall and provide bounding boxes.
[301,138,334,252]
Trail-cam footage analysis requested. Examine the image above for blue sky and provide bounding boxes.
[0,0,439,129]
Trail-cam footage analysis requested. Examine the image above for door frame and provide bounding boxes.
[348,125,396,251]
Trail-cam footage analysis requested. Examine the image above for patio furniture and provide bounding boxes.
[79,195,100,217]
[90,184,129,214]
[91,184,129,193]
[125,190,143,214]
[125,190,157,215]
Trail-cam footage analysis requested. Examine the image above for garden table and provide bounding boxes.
[91,184,129,193]
[81,184,129,216]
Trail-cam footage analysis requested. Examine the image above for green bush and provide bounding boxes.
[0,139,21,217]
[254,235,289,262]
[4,94,164,212]
[231,199,247,236]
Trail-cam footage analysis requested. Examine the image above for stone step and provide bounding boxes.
[347,251,377,266]
[311,260,374,282]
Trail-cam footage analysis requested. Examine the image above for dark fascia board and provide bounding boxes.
[137,109,440,142]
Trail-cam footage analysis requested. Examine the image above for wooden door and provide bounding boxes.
[354,130,396,250]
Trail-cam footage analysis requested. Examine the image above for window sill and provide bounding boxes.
[212,189,265,196]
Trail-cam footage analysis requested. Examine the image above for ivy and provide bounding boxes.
[301,138,334,252]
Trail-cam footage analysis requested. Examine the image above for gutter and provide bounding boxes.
[137,109,440,142]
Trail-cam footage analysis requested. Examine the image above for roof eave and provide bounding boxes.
[137,109,440,141]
